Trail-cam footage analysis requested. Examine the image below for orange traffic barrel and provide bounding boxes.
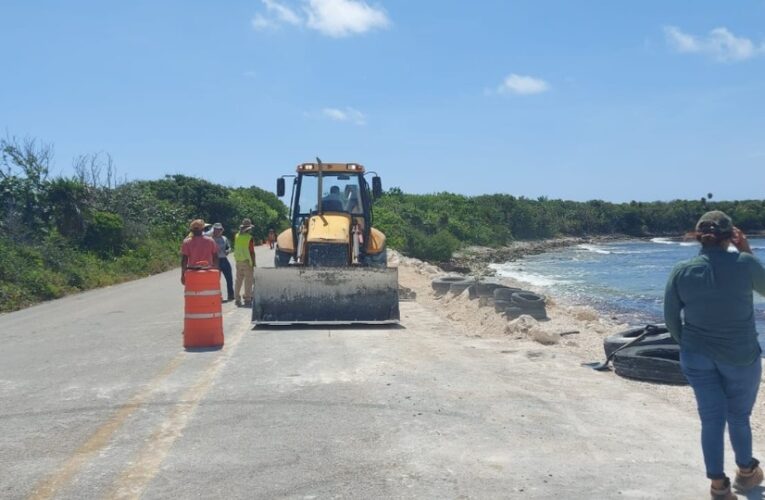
[184,268,224,349]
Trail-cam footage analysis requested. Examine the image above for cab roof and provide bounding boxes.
[296,163,365,174]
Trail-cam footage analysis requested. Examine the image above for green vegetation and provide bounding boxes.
[372,189,765,262]
[0,137,287,313]
[2,136,764,312]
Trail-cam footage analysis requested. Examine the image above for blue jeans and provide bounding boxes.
[218,258,234,299]
[680,349,761,479]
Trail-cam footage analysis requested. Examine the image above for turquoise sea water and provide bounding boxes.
[489,238,765,348]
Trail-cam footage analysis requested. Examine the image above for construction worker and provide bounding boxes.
[180,219,218,285]
[211,222,234,302]
[233,218,256,307]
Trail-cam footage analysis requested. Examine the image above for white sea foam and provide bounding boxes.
[577,244,611,255]
[489,262,569,288]
[679,242,698,247]
[650,237,675,245]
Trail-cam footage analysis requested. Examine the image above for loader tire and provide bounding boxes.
[362,248,387,269]
[274,250,292,267]
[432,276,471,296]
[493,287,523,301]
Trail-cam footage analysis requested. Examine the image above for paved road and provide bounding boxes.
[0,246,729,499]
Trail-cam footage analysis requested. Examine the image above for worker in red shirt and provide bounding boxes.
[180,219,219,285]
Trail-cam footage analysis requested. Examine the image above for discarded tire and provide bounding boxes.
[494,299,512,313]
[432,276,471,296]
[509,306,547,320]
[612,345,688,385]
[478,296,495,308]
[603,324,674,357]
[449,281,477,296]
[493,287,523,301]
[476,279,504,298]
[510,291,545,307]
[504,306,524,319]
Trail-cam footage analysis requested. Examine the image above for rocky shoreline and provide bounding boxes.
[446,235,627,275]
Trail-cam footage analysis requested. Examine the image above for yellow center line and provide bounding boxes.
[28,307,242,500]
[107,314,251,500]
[28,352,187,500]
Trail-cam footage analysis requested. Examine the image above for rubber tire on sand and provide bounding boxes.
[603,324,674,357]
[493,287,523,301]
[432,276,472,296]
[612,345,688,385]
[449,281,475,296]
[504,306,524,319]
[510,291,545,307]
[476,279,505,298]
[494,299,512,313]
[511,307,547,320]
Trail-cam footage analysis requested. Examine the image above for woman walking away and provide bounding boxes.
[664,210,765,499]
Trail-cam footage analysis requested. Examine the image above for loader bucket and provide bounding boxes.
[252,267,400,325]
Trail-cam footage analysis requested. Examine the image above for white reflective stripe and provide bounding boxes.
[184,290,221,297]
[184,312,223,319]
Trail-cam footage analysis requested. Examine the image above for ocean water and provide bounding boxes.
[489,238,765,348]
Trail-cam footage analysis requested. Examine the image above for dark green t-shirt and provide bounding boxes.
[664,247,765,365]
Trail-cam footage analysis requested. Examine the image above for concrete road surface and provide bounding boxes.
[0,245,725,499]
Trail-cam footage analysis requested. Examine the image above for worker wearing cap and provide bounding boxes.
[211,222,234,302]
[664,210,765,498]
[180,219,219,285]
[233,218,256,307]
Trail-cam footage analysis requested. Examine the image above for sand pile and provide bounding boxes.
[391,250,765,433]
[391,250,629,358]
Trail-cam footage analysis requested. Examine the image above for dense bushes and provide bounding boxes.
[2,135,764,310]
[372,190,765,261]
[0,136,289,313]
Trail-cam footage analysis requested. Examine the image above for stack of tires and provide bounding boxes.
[603,325,687,385]
[494,288,547,320]
[431,275,476,297]
[431,275,548,320]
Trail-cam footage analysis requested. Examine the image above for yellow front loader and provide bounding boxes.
[252,161,399,325]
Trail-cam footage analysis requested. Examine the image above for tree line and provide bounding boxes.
[0,137,286,312]
[2,135,763,311]
[372,188,765,261]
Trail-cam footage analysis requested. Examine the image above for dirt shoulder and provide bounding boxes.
[392,250,765,434]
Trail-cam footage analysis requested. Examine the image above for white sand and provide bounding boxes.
[391,250,765,434]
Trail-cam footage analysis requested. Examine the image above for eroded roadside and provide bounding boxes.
[392,251,765,434]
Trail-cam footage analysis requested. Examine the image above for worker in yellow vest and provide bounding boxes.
[234,218,257,307]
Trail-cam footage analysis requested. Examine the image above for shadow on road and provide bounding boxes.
[252,323,406,332]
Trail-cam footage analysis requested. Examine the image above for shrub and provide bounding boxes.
[83,211,124,256]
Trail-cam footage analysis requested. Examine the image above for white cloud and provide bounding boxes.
[251,0,389,37]
[263,0,301,25]
[251,13,275,30]
[305,0,389,37]
[664,26,765,62]
[496,74,550,95]
[322,107,366,125]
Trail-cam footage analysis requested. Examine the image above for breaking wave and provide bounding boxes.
[577,244,611,255]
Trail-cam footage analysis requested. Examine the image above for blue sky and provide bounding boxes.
[2,1,764,202]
